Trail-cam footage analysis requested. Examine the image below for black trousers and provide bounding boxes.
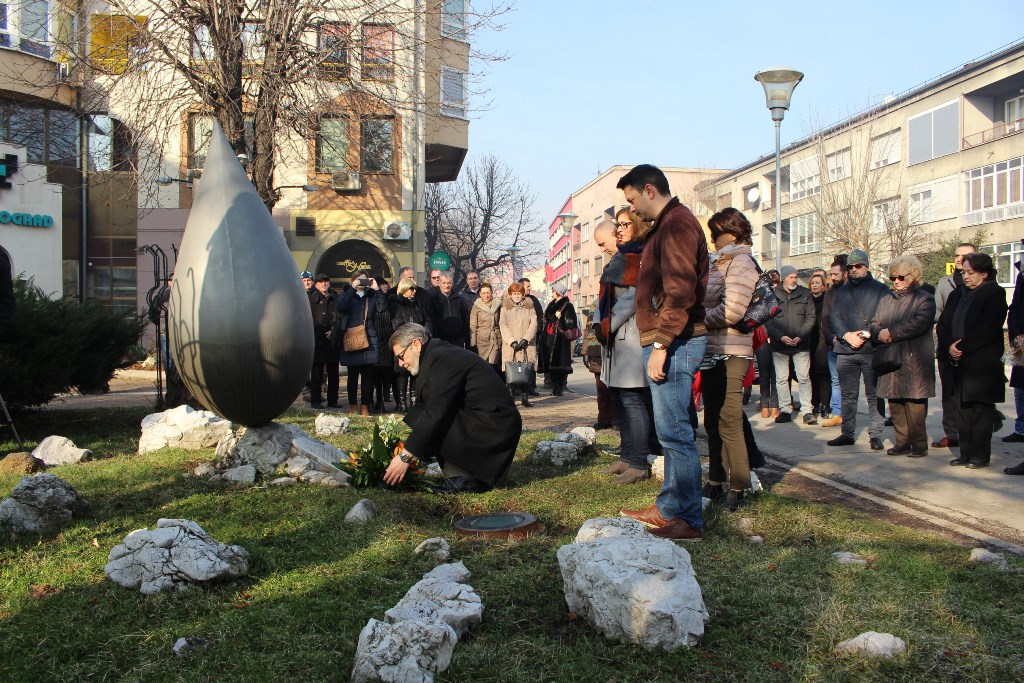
[311,346,339,405]
[954,400,996,464]
[346,364,373,406]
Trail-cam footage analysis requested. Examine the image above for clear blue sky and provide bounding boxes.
[468,0,1023,254]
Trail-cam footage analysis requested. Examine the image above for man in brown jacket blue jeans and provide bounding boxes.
[616,164,709,541]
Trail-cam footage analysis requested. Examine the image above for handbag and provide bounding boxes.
[505,348,536,387]
[343,298,371,352]
[731,258,783,332]
[872,341,902,375]
[559,324,583,342]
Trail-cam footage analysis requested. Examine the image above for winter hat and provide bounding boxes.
[847,249,870,267]
[314,273,331,282]
[551,282,568,296]
[779,265,798,279]
[300,270,313,279]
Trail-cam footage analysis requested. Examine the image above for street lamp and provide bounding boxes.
[506,245,521,283]
[556,211,577,300]
[755,67,803,274]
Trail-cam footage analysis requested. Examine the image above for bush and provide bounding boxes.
[0,278,148,408]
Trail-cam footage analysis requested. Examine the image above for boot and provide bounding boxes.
[613,467,651,485]
[360,404,370,416]
[521,393,531,407]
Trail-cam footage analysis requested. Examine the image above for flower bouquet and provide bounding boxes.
[341,415,428,489]
[1005,334,1024,368]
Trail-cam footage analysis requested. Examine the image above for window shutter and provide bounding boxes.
[932,102,959,159]
[908,115,931,166]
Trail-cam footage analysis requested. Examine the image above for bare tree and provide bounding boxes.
[424,152,542,286]
[7,0,512,209]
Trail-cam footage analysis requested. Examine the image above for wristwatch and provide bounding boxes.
[653,342,666,350]
[399,450,415,464]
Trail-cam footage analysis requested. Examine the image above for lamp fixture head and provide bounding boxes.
[755,67,804,122]
[556,211,578,236]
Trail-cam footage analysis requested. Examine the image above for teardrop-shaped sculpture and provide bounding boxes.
[169,121,314,426]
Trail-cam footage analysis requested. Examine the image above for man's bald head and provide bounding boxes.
[594,220,618,256]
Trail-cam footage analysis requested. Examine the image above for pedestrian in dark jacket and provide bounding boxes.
[932,243,977,448]
[431,273,468,347]
[870,255,935,456]
[765,265,816,424]
[1003,247,1024,474]
[819,256,848,426]
[937,253,1008,469]
[520,277,545,395]
[542,283,577,396]
[370,276,396,413]
[308,274,339,408]
[389,277,431,412]
[808,272,830,420]
[335,272,387,415]
[828,249,889,449]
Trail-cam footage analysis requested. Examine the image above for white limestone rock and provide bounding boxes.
[735,517,755,535]
[424,462,443,478]
[569,426,597,446]
[970,548,1008,570]
[138,405,232,454]
[384,578,483,639]
[290,436,348,468]
[172,636,209,657]
[31,435,93,466]
[553,432,591,451]
[423,561,470,584]
[749,471,763,494]
[747,535,764,544]
[530,441,583,467]
[269,477,296,487]
[299,469,350,487]
[192,462,218,478]
[414,537,451,562]
[104,518,249,595]
[314,413,351,437]
[557,518,708,650]
[648,455,664,481]
[833,551,868,566]
[835,631,907,659]
[215,422,309,474]
[222,465,256,484]
[351,618,457,683]
[0,474,91,535]
[575,517,653,543]
[345,498,377,524]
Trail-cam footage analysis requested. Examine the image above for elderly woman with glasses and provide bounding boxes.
[937,252,1008,469]
[869,255,935,457]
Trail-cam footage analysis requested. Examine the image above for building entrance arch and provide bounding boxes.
[315,239,394,287]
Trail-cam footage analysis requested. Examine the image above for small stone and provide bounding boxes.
[701,497,712,511]
[833,551,868,566]
[735,517,755,534]
[351,618,457,683]
[222,465,256,484]
[970,548,1008,570]
[569,426,597,446]
[215,422,309,474]
[415,537,451,561]
[423,561,471,583]
[269,477,295,487]
[384,578,484,639]
[835,631,906,658]
[314,413,351,437]
[425,462,443,478]
[530,441,583,467]
[0,452,45,475]
[0,474,91,535]
[31,436,92,466]
[345,498,377,523]
[648,455,665,481]
[139,406,232,454]
[553,432,590,451]
[748,471,763,493]
[747,535,764,544]
[191,462,218,478]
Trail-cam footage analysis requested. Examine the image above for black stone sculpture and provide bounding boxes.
[168,122,314,426]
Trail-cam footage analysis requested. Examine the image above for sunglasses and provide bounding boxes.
[888,274,909,282]
[847,263,867,271]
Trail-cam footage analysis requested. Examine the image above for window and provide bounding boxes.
[442,0,466,39]
[0,3,9,47]
[908,100,958,165]
[188,114,255,171]
[826,148,851,182]
[872,198,901,234]
[316,117,348,172]
[594,255,602,274]
[192,24,212,62]
[1006,95,1024,133]
[241,22,264,64]
[870,129,901,168]
[742,183,760,210]
[582,260,590,278]
[985,241,1024,286]
[908,176,957,225]
[963,156,1024,226]
[788,213,818,256]
[48,109,79,166]
[90,14,147,74]
[790,156,820,200]
[9,105,43,162]
[440,67,466,118]
[19,0,48,57]
[360,117,393,173]
[319,22,350,78]
[574,258,581,274]
[581,222,590,241]
[361,24,393,81]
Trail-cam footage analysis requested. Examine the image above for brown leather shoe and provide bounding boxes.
[620,504,670,528]
[603,461,629,475]
[770,408,780,419]
[360,404,370,416]
[760,408,770,418]
[349,406,359,415]
[613,467,651,485]
[820,415,843,427]
[649,519,703,541]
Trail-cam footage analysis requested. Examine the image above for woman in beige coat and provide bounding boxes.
[470,283,502,373]
[702,208,759,510]
[499,281,538,407]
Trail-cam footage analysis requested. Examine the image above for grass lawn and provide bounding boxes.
[1,407,1022,682]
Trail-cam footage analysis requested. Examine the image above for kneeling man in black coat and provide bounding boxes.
[383,323,522,493]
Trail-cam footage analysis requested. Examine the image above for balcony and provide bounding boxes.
[963,119,1023,149]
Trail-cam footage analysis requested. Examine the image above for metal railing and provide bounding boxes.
[962,118,1023,149]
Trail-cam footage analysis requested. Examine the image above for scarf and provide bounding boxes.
[597,240,643,341]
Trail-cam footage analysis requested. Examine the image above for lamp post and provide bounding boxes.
[506,245,521,284]
[556,211,578,301]
[755,67,803,274]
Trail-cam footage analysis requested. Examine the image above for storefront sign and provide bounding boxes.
[429,251,451,271]
[318,239,393,284]
[0,211,55,227]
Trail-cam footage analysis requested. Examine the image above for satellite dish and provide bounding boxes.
[746,186,760,204]
[572,274,581,285]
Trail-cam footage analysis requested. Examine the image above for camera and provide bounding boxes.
[357,278,371,287]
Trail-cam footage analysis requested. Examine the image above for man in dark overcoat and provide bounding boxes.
[382,323,522,493]
[1003,246,1024,473]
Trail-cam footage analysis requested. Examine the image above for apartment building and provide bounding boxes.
[0,0,470,313]
[708,40,1024,289]
[548,166,722,311]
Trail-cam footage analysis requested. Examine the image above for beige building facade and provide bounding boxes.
[708,40,1024,289]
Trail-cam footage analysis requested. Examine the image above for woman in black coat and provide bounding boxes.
[937,253,1008,469]
[542,283,577,396]
[808,272,831,421]
[335,271,387,416]
[389,277,432,412]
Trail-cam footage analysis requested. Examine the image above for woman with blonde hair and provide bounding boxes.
[500,281,538,407]
[470,282,502,374]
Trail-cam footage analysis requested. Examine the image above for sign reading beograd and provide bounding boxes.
[0,210,55,227]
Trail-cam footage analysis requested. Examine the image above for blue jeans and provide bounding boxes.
[828,349,841,416]
[643,336,707,530]
[1015,387,1024,435]
[611,387,656,470]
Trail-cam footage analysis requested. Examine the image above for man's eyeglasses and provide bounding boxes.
[888,274,908,282]
[430,275,441,280]
[396,343,414,363]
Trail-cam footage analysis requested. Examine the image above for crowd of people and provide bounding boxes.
[595,164,1023,541]
[300,265,580,415]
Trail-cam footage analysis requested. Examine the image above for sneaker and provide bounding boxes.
[820,415,843,427]
[802,413,818,425]
[827,435,855,446]
[1002,432,1024,443]
[774,411,792,424]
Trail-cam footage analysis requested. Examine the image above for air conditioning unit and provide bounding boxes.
[187,168,203,180]
[382,221,410,241]
[332,170,361,191]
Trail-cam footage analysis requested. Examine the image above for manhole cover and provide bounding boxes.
[454,512,545,539]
